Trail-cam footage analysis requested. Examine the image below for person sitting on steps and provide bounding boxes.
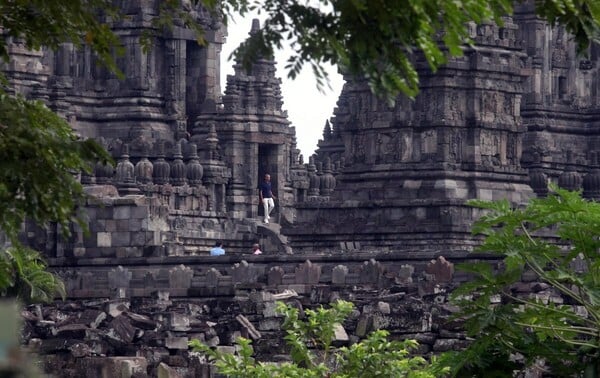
[259,173,276,224]
[252,243,263,255]
[209,241,225,256]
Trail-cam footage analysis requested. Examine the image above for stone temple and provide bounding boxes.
[3,1,600,377]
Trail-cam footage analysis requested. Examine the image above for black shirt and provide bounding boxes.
[260,181,272,198]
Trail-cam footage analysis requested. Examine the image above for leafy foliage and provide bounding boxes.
[0,0,123,75]
[0,1,113,303]
[0,94,110,240]
[229,0,600,102]
[1,0,599,102]
[190,300,447,377]
[441,185,600,376]
[0,93,109,303]
[0,245,66,304]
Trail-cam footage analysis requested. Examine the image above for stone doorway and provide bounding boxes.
[258,144,278,220]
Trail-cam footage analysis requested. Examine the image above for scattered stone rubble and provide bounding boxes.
[20,255,566,377]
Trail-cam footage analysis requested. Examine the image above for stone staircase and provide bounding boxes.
[249,217,293,254]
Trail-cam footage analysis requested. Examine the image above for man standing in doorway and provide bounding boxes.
[259,173,276,224]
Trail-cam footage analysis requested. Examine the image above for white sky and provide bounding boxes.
[219,16,345,158]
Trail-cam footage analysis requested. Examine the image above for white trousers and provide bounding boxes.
[262,198,275,220]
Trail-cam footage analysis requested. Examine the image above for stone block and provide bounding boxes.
[158,362,182,378]
[165,337,189,350]
[477,188,493,200]
[126,247,142,258]
[285,284,310,295]
[52,323,89,338]
[69,343,92,358]
[108,315,135,344]
[91,219,106,232]
[129,218,143,232]
[267,266,284,286]
[97,232,111,248]
[102,357,148,378]
[258,318,280,331]
[332,265,349,285]
[433,339,458,352]
[359,259,385,285]
[235,314,261,339]
[163,355,188,368]
[111,232,131,247]
[78,309,106,327]
[249,291,274,303]
[108,266,132,289]
[105,220,117,232]
[91,312,107,329]
[451,183,468,200]
[295,260,321,284]
[355,316,372,337]
[130,206,149,219]
[113,206,131,220]
[131,232,147,246]
[377,301,391,314]
[232,260,260,285]
[261,301,278,318]
[96,207,114,219]
[116,247,128,258]
[106,300,130,318]
[116,219,130,230]
[396,264,414,284]
[216,346,236,354]
[170,313,191,332]
[169,265,193,289]
[126,312,157,330]
[205,336,220,347]
[425,256,454,283]
[205,268,222,288]
[333,323,349,342]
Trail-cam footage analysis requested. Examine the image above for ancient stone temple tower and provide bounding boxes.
[193,20,298,223]
[514,3,600,197]
[3,1,600,259]
[3,4,304,257]
[287,11,600,254]
[286,16,534,254]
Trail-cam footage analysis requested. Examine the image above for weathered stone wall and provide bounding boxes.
[25,253,460,376]
[22,252,562,377]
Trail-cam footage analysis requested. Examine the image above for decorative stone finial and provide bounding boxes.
[250,19,260,34]
[320,157,336,196]
[153,141,170,185]
[529,169,548,197]
[170,142,187,186]
[187,143,204,185]
[135,145,153,185]
[323,120,332,141]
[115,144,135,185]
[206,122,220,160]
[558,165,582,191]
[115,144,139,194]
[308,156,320,196]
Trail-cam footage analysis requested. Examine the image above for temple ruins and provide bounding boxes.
[3,1,600,376]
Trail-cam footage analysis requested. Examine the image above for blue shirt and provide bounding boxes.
[210,247,225,256]
[260,181,272,198]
